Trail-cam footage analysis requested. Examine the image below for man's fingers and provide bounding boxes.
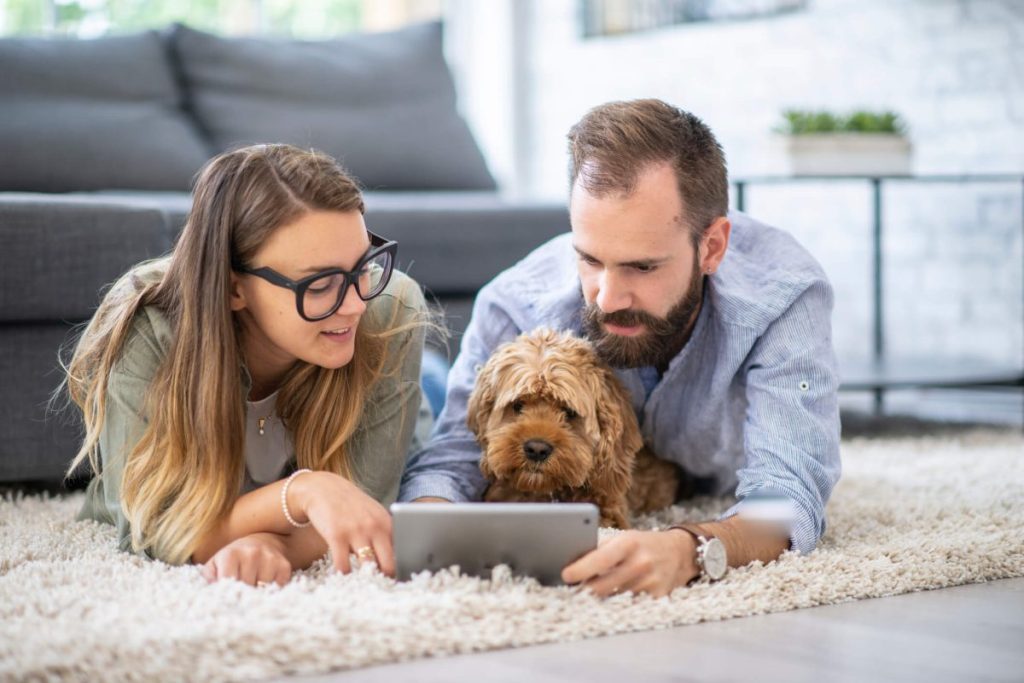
[562,536,630,584]
[583,558,644,598]
[616,562,662,597]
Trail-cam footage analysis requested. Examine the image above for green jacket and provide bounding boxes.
[77,262,429,562]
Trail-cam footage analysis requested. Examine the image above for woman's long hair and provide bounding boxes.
[62,144,418,564]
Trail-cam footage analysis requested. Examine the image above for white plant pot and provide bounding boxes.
[784,133,913,177]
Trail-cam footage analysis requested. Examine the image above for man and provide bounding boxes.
[399,99,841,597]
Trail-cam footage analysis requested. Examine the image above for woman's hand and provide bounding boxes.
[200,532,292,587]
[287,470,395,576]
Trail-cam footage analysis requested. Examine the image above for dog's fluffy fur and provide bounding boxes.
[468,329,681,528]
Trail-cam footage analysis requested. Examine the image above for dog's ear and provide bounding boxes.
[466,357,498,446]
[468,362,499,481]
[588,364,643,493]
[478,443,495,480]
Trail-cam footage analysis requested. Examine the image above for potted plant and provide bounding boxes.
[778,109,912,176]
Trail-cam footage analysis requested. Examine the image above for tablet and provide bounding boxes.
[390,502,599,585]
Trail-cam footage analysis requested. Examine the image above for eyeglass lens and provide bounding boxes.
[302,250,392,319]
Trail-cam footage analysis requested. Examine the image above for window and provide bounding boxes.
[0,0,441,38]
[581,0,807,38]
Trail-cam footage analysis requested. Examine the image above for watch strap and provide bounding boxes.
[669,523,715,543]
[669,523,720,583]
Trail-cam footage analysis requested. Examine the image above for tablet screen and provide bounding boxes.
[391,502,599,585]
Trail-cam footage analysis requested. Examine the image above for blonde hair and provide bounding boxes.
[63,144,421,564]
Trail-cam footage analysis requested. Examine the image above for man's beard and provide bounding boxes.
[581,259,704,371]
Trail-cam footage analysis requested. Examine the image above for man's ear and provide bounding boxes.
[229,272,247,312]
[699,216,731,275]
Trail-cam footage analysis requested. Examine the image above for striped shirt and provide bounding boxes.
[398,212,841,554]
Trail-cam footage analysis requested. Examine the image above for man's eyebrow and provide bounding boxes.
[572,245,597,261]
[572,245,668,269]
[620,256,669,269]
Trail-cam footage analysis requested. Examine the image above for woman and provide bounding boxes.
[64,144,431,587]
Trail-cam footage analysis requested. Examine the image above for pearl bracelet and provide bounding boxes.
[281,468,313,528]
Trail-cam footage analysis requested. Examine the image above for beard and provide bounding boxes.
[581,257,704,370]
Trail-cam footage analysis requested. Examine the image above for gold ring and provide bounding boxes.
[256,581,271,588]
[355,546,376,561]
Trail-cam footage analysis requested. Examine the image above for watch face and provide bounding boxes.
[702,538,728,580]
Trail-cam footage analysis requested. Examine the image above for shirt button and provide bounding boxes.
[799,381,810,391]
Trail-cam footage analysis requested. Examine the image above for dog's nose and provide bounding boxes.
[523,440,553,462]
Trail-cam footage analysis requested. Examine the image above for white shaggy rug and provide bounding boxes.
[2,430,1022,682]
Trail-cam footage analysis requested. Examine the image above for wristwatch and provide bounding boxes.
[670,524,728,583]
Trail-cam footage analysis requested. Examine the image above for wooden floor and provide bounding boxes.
[285,577,1024,683]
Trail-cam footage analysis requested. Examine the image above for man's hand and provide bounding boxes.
[200,532,292,587]
[412,497,452,503]
[561,529,698,598]
[562,516,791,598]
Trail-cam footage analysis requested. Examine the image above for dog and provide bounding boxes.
[467,328,684,528]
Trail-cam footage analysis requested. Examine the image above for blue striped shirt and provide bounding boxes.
[399,212,842,554]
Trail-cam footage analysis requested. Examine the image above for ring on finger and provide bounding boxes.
[355,546,377,561]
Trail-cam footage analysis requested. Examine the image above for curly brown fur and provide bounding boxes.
[468,329,681,528]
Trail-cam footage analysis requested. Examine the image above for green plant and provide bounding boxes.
[778,109,908,135]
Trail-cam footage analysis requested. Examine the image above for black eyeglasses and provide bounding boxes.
[235,231,397,322]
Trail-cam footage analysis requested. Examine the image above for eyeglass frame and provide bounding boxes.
[233,231,398,322]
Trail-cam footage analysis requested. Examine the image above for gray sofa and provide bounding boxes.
[0,22,570,484]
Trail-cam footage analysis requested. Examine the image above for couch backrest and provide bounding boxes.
[171,21,496,191]
[0,31,211,193]
[0,22,495,194]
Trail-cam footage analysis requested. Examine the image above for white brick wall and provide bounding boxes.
[746,181,1023,367]
[450,0,1024,373]
[520,0,1024,189]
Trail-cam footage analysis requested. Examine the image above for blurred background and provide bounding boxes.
[2,0,1022,428]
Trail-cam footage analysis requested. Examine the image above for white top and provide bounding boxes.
[243,390,293,492]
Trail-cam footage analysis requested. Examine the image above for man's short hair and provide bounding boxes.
[567,99,728,241]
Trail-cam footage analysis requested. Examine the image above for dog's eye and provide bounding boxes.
[512,400,524,414]
[563,407,578,421]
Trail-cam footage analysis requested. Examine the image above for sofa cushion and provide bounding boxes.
[0,195,175,322]
[0,31,211,193]
[171,21,495,191]
[362,192,570,295]
[0,323,87,483]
